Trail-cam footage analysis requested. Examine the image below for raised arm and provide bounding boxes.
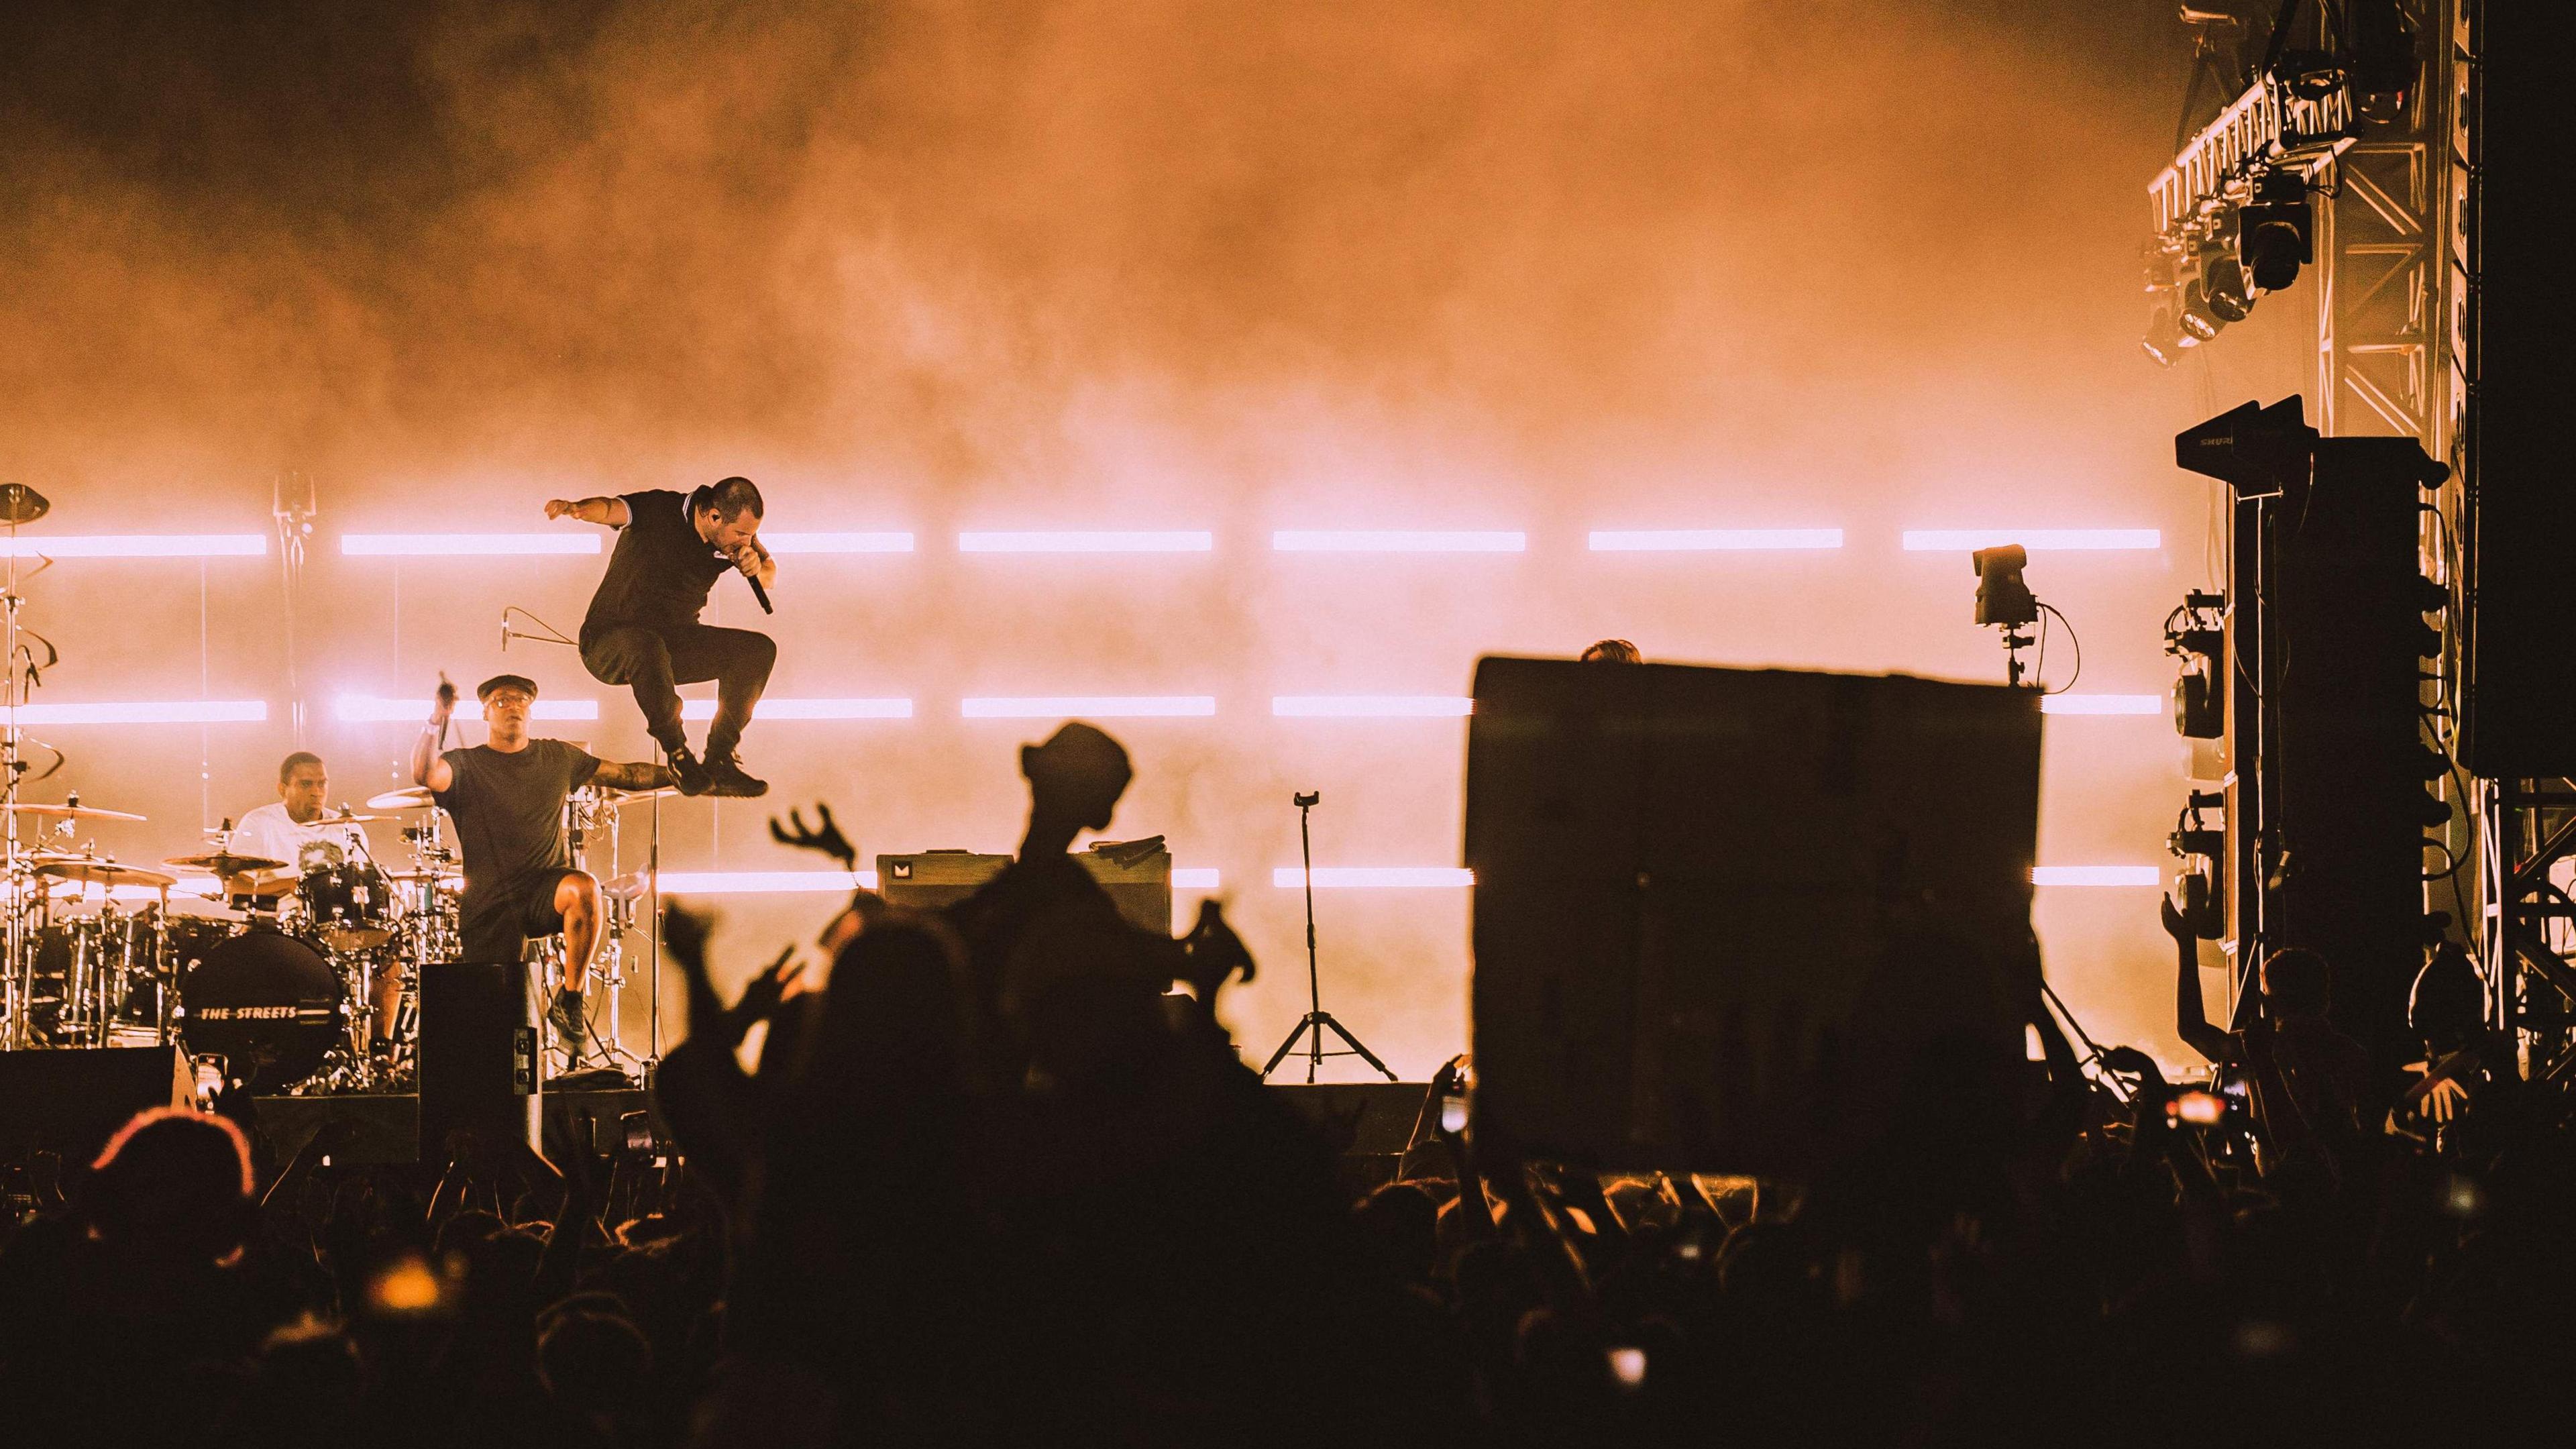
[592,759,676,792]
[544,495,630,527]
[2165,896,2235,1065]
[411,675,457,792]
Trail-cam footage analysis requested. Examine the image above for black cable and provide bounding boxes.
[2037,602,2084,694]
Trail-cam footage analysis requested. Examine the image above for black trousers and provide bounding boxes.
[582,621,776,756]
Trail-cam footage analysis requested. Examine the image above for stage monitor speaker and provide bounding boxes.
[878,840,1173,932]
[0,1046,192,1171]
[417,960,539,1162]
[1464,657,2043,1178]
[2459,3,2576,775]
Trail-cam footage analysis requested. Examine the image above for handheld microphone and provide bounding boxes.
[748,576,773,614]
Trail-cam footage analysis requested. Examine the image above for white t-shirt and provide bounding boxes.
[229,802,366,874]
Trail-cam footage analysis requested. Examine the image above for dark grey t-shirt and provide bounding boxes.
[434,739,600,910]
[581,488,734,639]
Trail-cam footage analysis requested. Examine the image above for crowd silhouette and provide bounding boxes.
[1,723,2569,1444]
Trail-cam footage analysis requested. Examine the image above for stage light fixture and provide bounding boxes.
[2040,694,2163,716]
[1271,696,1474,718]
[1273,867,1474,888]
[2198,241,2255,323]
[2237,172,2312,292]
[1904,530,2159,551]
[2143,298,2190,367]
[960,696,1216,718]
[958,531,1212,553]
[0,535,267,558]
[341,533,600,556]
[2164,591,2226,739]
[1587,529,1843,551]
[1272,531,1525,553]
[2029,866,2162,887]
[2,700,266,724]
[677,697,914,720]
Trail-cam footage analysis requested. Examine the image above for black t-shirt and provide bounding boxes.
[582,488,735,638]
[433,739,600,908]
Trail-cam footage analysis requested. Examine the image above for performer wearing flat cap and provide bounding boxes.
[410,672,671,1064]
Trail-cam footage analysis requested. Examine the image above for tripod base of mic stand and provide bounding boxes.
[1260,1010,1399,1083]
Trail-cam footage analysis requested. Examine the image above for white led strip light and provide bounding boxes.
[335,696,599,722]
[1272,531,1526,553]
[1271,696,1473,718]
[1902,529,2161,551]
[1588,529,1845,551]
[2,701,267,724]
[958,531,1213,553]
[961,697,1216,718]
[0,535,267,557]
[341,534,601,556]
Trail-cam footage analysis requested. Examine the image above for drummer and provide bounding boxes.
[229,752,367,877]
[229,751,398,1057]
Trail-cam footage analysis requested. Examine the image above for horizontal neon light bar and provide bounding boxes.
[659,870,880,894]
[1272,695,1474,718]
[0,535,267,558]
[679,697,914,720]
[1272,530,1525,553]
[761,532,915,553]
[2031,865,2162,887]
[1588,529,1845,551]
[341,534,602,556]
[959,531,1213,553]
[334,696,598,722]
[1902,529,2161,551]
[2041,694,2163,716]
[3,700,266,724]
[1273,867,1475,888]
[961,696,1216,718]
[1172,868,1220,889]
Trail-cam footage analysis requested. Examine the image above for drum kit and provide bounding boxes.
[0,781,672,1093]
[0,482,669,1093]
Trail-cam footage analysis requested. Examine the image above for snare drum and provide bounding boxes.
[297,862,397,950]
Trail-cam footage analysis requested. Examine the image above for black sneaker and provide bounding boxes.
[705,751,769,798]
[665,744,714,797]
[549,989,588,1065]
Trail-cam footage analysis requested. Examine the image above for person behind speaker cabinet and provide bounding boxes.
[1579,638,1643,663]
[546,476,776,798]
[411,673,673,1067]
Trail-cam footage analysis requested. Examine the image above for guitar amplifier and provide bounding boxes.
[878,840,1173,932]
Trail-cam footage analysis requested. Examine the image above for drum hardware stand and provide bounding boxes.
[0,484,51,1049]
[1261,790,1398,1083]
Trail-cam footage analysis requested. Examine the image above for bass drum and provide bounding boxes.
[180,929,345,1091]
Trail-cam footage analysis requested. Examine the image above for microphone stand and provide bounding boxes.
[1260,790,1397,1083]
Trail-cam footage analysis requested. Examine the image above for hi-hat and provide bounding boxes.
[38,859,176,890]
[365,787,437,811]
[0,484,50,526]
[596,786,679,808]
[601,871,651,902]
[9,801,146,822]
[164,850,288,876]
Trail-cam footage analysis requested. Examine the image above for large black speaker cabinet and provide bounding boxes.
[417,960,539,1162]
[0,1046,192,1170]
[2459,4,2576,774]
[1464,657,2042,1177]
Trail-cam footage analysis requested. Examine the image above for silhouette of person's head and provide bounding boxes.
[1019,722,1131,853]
[1580,639,1642,664]
[2259,947,2332,1018]
[85,1108,256,1262]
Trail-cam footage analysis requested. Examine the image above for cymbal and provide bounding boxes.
[9,802,146,822]
[596,786,679,807]
[38,859,176,889]
[164,850,288,875]
[0,484,50,525]
[365,787,437,811]
[602,871,649,902]
[322,811,389,824]
[221,870,297,898]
